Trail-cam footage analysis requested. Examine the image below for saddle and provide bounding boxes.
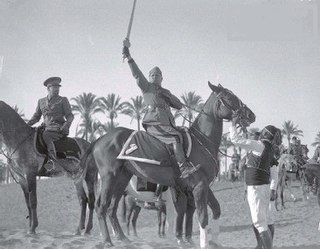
[34,127,82,177]
[117,127,192,191]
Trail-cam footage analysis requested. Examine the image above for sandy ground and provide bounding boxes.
[0,177,320,249]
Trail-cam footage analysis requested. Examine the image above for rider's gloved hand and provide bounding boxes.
[231,114,240,126]
[122,38,131,59]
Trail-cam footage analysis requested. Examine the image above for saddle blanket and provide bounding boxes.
[117,130,173,167]
[117,129,192,186]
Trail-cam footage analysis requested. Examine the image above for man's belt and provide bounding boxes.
[147,104,169,111]
[246,165,270,174]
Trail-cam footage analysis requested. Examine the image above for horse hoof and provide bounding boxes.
[103,241,114,248]
[176,238,184,247]
[28,231,36,235]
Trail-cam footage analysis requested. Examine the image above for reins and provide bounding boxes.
[181,89,248,158]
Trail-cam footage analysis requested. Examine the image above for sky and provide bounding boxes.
[0,0,320,156]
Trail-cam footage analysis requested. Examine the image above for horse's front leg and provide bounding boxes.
[193,181,209,249]
[20,181,32,227]
[184,190,196,244]
[26,172,38,234]
[207,188,221,247]
[170,187,187,245]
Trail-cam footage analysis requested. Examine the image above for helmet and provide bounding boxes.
[259,125,282,145]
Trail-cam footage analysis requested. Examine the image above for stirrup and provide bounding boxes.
[44,160,55,172]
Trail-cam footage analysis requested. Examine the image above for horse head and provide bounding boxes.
[207,82,256,129]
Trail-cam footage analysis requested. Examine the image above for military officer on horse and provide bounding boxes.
[27,77,74,171]
[122,38,200,179]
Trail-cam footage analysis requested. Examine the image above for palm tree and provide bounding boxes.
[122,96,146,131]
[311,132,320,147]
[176,91,203,127]
[219,132,234,175]
[281,120,303,146]
[98,93,127,129]
[71,92,102,141]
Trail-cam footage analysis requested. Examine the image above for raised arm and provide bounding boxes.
[122,38,149,91]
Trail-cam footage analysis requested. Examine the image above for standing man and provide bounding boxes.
[230,117,282,249]
[122,38,199,179]
[27,77,74,169]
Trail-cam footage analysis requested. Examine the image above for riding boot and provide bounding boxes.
[259,230,273,249]
[252,225,263,249]
[45,143,58,171]
[174,142,200,178]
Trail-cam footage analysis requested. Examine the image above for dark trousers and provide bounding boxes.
[42,130,64,159]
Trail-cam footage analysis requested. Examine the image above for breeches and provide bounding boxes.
[145,125,186,163]
[42,130,63,153]
[247,184,272,233]
[145,125,183,145]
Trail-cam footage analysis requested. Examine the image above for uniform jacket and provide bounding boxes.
[28,95,74,131]
[230,126,278,189]
[128,60,182,127]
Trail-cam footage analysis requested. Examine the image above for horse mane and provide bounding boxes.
[0,101,28,128]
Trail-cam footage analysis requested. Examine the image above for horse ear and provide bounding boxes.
[208,81,221,93]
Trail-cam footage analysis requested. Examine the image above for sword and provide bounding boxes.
[126,0,137,41]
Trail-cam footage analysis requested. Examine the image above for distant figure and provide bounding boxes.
[229,148,241,181]
[27,77,74,170]
[231,147,241,170]
[289,137,305,166]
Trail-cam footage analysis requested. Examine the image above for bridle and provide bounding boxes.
[0,122,34,159]
[185,89,250,157]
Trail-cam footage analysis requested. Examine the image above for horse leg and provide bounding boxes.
[74,178,87,235]
[20,181,32,227]
[107,169,131,242]
[170,187,187,245]
[95,172,114,247]
[158,204,166,238]
[162,204,167,237]
[132,206,141,237]
[281,184,285,208]
[26,172,38,234]
[84,174,96,235]
[207,188,221,246]
[183,190,196,245]
[126,204,133,236]
[193,182,209,249]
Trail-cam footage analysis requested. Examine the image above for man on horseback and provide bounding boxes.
[122,38,200,179]
[27,77,74,170]
[230,119,282,249]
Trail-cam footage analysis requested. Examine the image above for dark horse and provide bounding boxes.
[0,100,98,235]
[83,82,255,248]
